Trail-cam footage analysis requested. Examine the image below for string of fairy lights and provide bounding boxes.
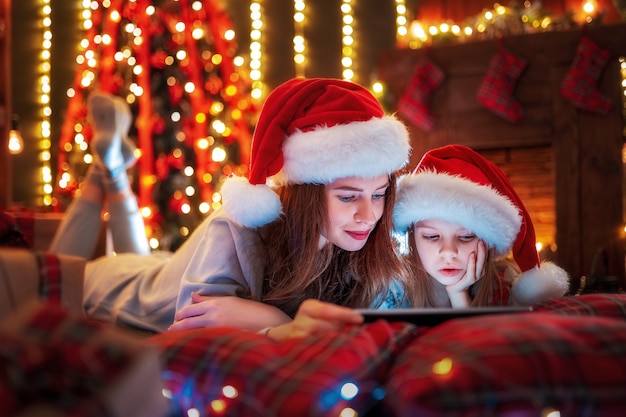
[340,0,355,81]
[39,0,53,207]
[20,0,626,210]
[293,0,306,78]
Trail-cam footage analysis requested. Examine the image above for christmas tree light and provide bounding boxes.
[55,0,258,250]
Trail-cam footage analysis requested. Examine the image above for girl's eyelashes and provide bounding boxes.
[338,195,356,202]
[336,192,387,202]
[418,232,477,242]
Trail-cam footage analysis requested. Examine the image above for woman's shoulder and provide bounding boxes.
[182,207,264,250]
[197,207,260,234]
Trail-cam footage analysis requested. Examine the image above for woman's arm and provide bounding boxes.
[169,293,291,332]
[174,212,266,313]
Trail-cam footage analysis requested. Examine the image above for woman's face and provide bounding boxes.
[413,218,480,286]
[320,174,389,251]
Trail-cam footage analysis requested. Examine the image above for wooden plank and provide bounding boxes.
[577,60,625,290]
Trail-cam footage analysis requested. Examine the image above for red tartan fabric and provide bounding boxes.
[149,320,420,417]
[560,35,612,114]
[35,252,62,304]
[0,301,169,417]
[397,57,445,132]
[0,303,121,417]
[532,293,626,319]
[477,46,527,123]
[383,311,626,417]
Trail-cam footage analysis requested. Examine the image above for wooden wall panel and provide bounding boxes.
[0,0,10,210]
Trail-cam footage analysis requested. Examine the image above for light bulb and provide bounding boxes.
[7,115,24,155]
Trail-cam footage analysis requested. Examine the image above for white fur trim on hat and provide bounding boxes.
[511,261,570,305]
[274,115,410,185]
[393,170,522,255]
[220,176,282,228]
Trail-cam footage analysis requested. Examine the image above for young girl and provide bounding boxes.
[49,78,413,340]
[393,144,570,308]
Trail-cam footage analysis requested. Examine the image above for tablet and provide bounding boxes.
[354,306,533,327]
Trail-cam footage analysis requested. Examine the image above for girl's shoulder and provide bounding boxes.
[372,279,410,310]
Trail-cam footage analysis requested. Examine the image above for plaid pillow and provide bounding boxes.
[0,301,169,417]
[532,293,626,319]
[149,320,420,417]
[383,311,626,416]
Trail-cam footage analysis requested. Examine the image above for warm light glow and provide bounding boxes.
[7,129,24,155]
[293,0,307,77]
[340,382,359,400]
[222,385,238,398]
[211,146,227,162]
[583,1,596,14]
[209,400,226,413]
[341,0,355,81]
[50,0,254,248]
[39,0,53,205]
[396,0,408,44]
[339,408,358,417]
[432,358,453,375]
[402,3,592,48]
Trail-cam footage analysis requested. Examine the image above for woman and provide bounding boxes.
[393,144,570,308]
[50,78,413,340]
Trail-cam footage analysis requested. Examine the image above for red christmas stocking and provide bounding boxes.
[477,47,527,123]
[397,57,445,132]
[560,35,612,114]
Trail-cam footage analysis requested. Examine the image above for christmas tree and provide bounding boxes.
[54,0,258,251]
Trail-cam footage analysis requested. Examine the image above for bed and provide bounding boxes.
[2,245,626,416]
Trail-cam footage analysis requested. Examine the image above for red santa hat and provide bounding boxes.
[394,144,569,305]
[220,78,411,228]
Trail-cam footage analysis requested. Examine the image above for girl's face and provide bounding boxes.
[413,218,480,286]
[321,174,389,252]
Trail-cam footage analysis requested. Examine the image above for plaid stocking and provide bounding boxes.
[560,35,612,114]
[398,57,445,132]
[477,47,527,123]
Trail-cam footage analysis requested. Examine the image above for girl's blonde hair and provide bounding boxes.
[260,174,410,317]
[403,227,517,308]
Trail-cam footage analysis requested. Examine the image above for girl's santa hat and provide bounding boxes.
[394,144,569,305]
[221,78,411,228]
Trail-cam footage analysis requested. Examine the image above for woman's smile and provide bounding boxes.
[345,230,371,241]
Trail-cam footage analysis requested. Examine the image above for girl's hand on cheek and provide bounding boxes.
[445,240,486,307]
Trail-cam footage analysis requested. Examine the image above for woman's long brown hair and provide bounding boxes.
[403,228,511,308]
[260,174,410,317]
